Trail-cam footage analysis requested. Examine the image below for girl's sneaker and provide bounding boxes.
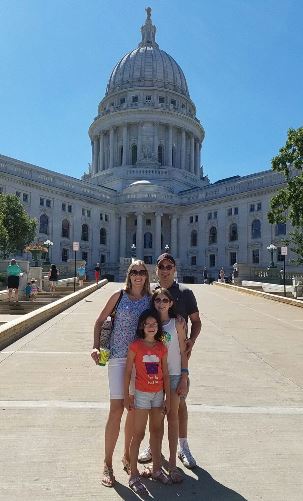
[138,445,152,463]
[178,445,197,469]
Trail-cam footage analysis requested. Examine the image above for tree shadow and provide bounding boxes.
[113,465,249,500]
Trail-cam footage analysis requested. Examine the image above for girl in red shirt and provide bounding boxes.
[124,309,171,494]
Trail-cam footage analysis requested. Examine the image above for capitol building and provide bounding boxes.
[0,8,294,281]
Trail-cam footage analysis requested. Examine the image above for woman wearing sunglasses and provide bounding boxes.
[150,287,188,483]
[91,260,151,487]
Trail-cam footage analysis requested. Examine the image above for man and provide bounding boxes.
[94,262,101,284]
[139,253,202,468]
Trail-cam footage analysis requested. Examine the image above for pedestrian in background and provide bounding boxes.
[7,258,22,303]
[48,264,59,292]
[77,262,86,287]
[94,262,101,283]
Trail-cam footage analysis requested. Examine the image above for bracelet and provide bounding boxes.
[181,368,189,374]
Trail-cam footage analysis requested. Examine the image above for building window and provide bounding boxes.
[250,204,255,212]
[207,212,212,220]
[62,219,70,239]
[100,228,107,245]
[158,145,164,165]
[62,203,66,211]
[209,254,216,267]
[82,208,85,216]
[23,193,29,203]
[16,191,21,198]
[227,208,232,216]
[100,213,103,221]
[252,249,260,264]
[40,197,44,206]
[105,214,109,222]
[81,224,89,241]
[145,95,152,102]
[251,219,261,239]
[214,211,218,219]
[189,216,193,224]
[191,256,197,266]
[257,202,262,211]
[144,232,152,249]
[195,215,199,222]
[229,223,238,241]
[87,210,91,218]
[119,146,123,166]
[46,199,51,208]
[120,97,125,105]
[100,254,106,264]
[230,252,237,266]
[191,230,198,247]
[132,95,138,103]
[68,204,72,213]
[234,207,238,215]
[62,248,69,262]
[131,144,137,165]
[171,99,176,107]
[275,223,286,236]
[39,214,49,234]
[82,251,88,262]
[159,96,165,104]
[209,226,217,245]
[146,219,151,226]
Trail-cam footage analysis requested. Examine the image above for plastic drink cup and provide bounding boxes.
[99,348,110,366]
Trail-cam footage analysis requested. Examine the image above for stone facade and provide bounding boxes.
[0,9,299,282]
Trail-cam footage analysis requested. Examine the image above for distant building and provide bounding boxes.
[0,9,296,281]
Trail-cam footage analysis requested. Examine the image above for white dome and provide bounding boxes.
[106,8,189,98]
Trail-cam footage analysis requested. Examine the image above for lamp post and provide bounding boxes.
[44,240,53,264]
[164,244,170,253]
[131,244,136,262]
[267,244,277,268]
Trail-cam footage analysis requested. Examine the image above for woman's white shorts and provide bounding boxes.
[108,357,135,400]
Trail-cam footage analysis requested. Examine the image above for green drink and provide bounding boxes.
[99,348,110,366]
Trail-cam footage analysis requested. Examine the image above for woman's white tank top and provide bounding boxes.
[161,318,181,376]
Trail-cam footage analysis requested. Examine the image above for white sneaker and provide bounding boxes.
[178,445,197,469]
[138,445,152,463]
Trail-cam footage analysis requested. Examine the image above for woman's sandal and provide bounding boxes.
[101,464,115,488]
[122,457,131,475]
[169,466,183,483]
[152,469,172,485]
[129,476,148,494]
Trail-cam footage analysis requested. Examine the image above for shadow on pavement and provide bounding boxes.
[113,466,249,500]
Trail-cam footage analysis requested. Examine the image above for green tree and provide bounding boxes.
[268,127,303,264]
[0,194,37,258]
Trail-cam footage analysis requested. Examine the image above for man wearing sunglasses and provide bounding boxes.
[139,252,201,469]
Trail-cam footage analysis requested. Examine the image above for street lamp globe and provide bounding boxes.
[164,244,170,252]
[267,243,277,268]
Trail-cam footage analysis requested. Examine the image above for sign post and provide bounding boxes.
[73,242,80,292]
[281,246,288,297]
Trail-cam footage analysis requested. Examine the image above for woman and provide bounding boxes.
[7,258,22,303]
[48,264,59,292]
[91,260,151,488]
[77,262,86,287]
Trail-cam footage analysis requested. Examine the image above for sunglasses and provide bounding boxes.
[158,264,174,271]
[154,297,170,304]
[129,269,147,276]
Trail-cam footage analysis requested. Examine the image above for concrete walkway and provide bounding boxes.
[0,282,302,501]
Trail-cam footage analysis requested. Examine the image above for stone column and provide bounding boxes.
[137,122,143,161]
[109,127,114,169]
[190,134,195,173]
[92,136,99,174]
[168,125,173,166]
[119,214,126,258]
[181,129,186,170]
[136,212,143,260]
[154,122,159,159]
[155,212,162,259]
[122,125,127,166]
[99,132,104,171]
[195,140,200,176]
[109,213,117,262]
[170,215,178,257]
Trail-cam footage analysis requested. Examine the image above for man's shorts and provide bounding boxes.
[134,389,164,409]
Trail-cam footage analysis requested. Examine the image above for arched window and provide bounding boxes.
[191,230,198,247]
[251,219,261,239]
[61,219,70,239]
[275,223,286,236]
[131,144,137,165]
[119,146,123,166]
[229,223,238,241]
[39,214,49,234]
[144,232,153,249]
[81,224,89,241]
[158,145,164,165]
[100,228,107,245]
[209,226,217,245]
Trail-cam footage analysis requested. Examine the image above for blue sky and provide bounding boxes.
[0,0,302,183]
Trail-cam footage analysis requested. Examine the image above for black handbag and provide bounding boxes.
[99,290,123,349]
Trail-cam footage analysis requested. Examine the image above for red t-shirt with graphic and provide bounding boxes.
[129,339,167,392]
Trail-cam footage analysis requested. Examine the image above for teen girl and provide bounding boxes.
[152,288,188,483]
[124,309,171,494]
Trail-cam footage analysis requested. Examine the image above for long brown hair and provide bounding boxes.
[151,287,177,318]
[124,260,151,296]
